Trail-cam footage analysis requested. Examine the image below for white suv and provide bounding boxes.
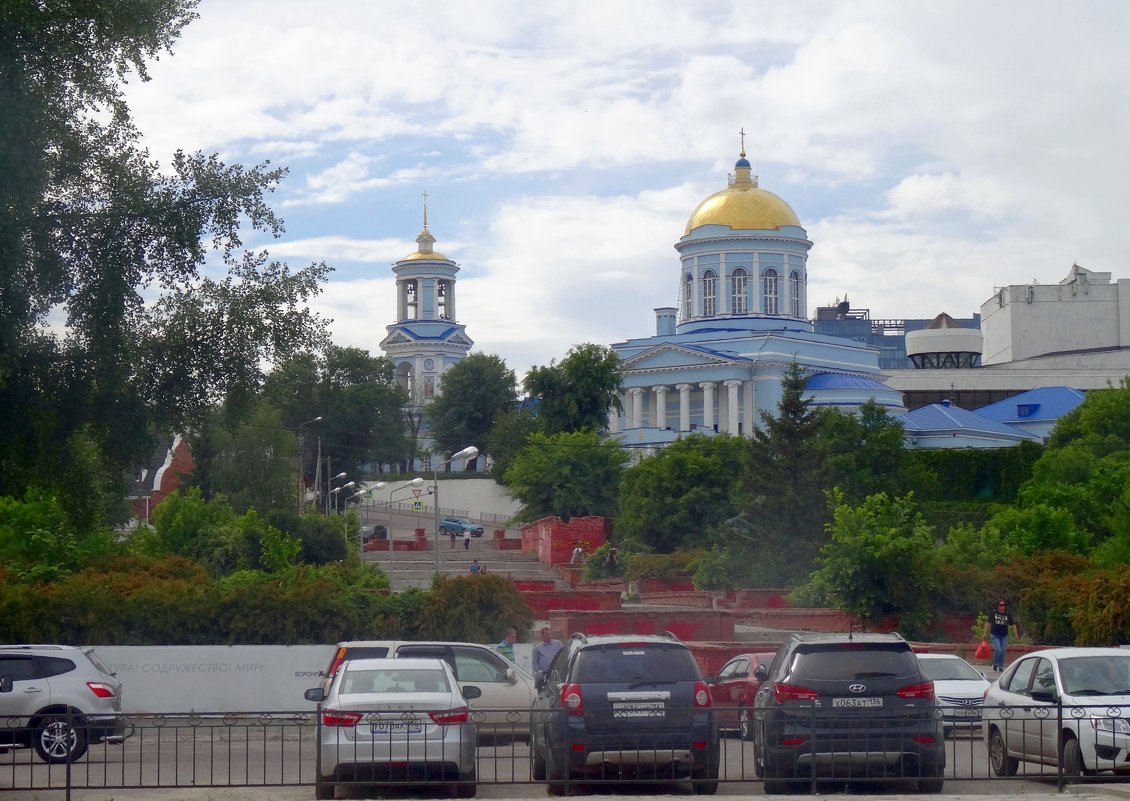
[0,644,128,763]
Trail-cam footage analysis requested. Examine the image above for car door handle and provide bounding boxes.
[23,686,43,694]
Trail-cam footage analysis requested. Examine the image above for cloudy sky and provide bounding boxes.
[125,0,1130,378]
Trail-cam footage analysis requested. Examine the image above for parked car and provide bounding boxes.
[751,632,945,793]
[360,524,388,542]
[983,647,1130,778]
[0,644,129,763]
[320,641,535,738]
[529,632,719,795]
[440,517,485,537]
[705,651,777,739]
[916,653,990,737]
[305,657,480,799]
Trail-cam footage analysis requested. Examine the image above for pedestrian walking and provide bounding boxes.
[463,530,471,550]
[469,559,482,574]
[449,529,456,549]
[983,598,1019,672]
[532,626,564,674]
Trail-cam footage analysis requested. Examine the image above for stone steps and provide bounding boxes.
[368,538,567,592]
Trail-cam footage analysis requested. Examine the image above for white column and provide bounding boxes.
[725,379,742,434]
[744,378,755,437]
[700,381,715,431]
[676,384,692,431]
[607,405,620,434]
[652,385,668,430]
[629,388,644,429]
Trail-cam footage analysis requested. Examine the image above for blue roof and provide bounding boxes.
[807,372,890,391]
[977,386,1085,423]
[901,401,1041,440]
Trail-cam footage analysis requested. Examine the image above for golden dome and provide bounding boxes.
[401,226,450,262]
[402,248,450,261]
[684,159,800,234]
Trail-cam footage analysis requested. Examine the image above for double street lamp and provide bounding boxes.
[433,446,479,574]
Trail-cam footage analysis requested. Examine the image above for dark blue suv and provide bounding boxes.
[529,633,719,795]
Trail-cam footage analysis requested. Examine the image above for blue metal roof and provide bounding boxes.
[900,401,1041,440]
[977,386,1085,423]
[807,372,890,391]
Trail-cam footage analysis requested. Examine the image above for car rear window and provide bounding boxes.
[791,645,919,681]
[575,644,700,683]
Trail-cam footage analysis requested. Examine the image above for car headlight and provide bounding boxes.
[1091,717,1130,735]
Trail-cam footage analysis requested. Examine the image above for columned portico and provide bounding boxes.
[652,385,668,430]
[700,381,715,432]
[629,387,645,429]
[676,383,692,431]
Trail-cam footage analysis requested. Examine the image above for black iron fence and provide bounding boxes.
[4,703,1130,796]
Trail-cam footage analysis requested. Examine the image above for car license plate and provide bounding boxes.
[371,722,422,735]
[832,697,882,708]
[613,702,665,719]
[955,708,981,718]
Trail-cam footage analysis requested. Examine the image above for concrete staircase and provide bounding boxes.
[367,538,569,592]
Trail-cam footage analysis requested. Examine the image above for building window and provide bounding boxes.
[404,279,418,320]
[730,268,748,314]
[683,273,693,318]
[762,269,779,314]
[437,280,449,320]
[790,271,802,316]
[702,270,717,317]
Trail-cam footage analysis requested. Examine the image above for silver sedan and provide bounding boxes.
[305,657,481,799]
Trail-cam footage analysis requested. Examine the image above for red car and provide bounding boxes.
[706,651,777,739]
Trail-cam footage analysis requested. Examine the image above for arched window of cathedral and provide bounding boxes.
[730,268,748,314]
[762,269,779,315]
[702,270,717,317]
[790,271,802,317]
[437,280,449,320]
[405,279,418,320]
[683,273,693,318]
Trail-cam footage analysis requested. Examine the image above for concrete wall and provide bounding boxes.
[353,477,521,521]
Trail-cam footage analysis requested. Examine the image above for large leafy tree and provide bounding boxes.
[616,434,748,553]
[503,430,626,522]
[264,346,409,495]
[427,353,517,463]
[819,400,929,504]
[523,343,623,435]
[0,1,329,526]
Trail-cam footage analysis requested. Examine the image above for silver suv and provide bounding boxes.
[0,644,128,763]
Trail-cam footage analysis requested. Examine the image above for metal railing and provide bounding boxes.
[6,703,1130,795]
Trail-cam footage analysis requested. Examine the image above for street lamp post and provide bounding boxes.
[325,472,347,514]
[433,446,479,575]
[296,416,323,513]
[327,480,356,513]
[388,478,425,542]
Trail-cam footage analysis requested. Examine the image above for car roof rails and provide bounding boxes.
[662,631,682,642]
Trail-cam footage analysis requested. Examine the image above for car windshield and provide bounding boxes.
[575,644,700,683]
[341,668,450,694]
[1059,656,1130,696]
[919,657,983,682]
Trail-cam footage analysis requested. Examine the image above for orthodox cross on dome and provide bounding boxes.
[739,126,746,157]
[422,190,429,230]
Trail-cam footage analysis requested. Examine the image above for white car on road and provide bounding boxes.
[916,653,990,737]
[983,647,1130,777]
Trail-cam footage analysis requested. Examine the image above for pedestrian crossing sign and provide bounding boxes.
[412,501,423,512]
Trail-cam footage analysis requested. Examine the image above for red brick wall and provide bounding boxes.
[520,517,610,564]
[130,436,195,522]
[522,590,621,618]
[548,609,735,641]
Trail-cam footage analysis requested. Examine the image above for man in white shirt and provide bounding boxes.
[531,626,564,674]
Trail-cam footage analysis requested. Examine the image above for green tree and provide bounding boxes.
[523,343,623,435]
[0,1,329,528]
[486,407,538,482]
[807,490,937,633]
[416,574,533,644]
[616,434,747,553]
[819,400,929,504]
[428,353,517,464]
[504,430,626,522]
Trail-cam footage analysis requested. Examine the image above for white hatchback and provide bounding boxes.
[916,653,990,737]
[983,647,1130,777]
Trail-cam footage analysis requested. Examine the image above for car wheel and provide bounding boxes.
[1062,735,1089,778]
[457,768,477,798]
[34,715,87,764]
[988,727,1019,777]
[739,704,754,741]
[532,744,547,781]
[692,765,719,795]
[314,778,334,800]
[546,744,572,796]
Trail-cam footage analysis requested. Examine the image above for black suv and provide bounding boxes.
[529,633,719,795]
[751,632,945,793]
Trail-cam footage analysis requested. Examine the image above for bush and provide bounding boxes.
[625,550,704,583]
[415,574,533,643]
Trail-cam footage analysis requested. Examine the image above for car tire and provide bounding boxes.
[34,715,87,764]
[457,768,477,798]
[314,778,334,799]
[692,765,719,795]
[739,704,754,741]
[546,744,572,796]
[1062,735,1088,778]
[532,745,547,781]
[988,727,1019,777]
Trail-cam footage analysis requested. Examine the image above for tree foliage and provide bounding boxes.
[523,343,623,435]
[427,353,517,462]
[0,1,329,525]
[616,434,747,553]
[416,574,533,644]
[504,429,626,522]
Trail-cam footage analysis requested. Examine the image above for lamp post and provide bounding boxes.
[296,416,323,513]
[433,446,479,574]
[388,478,425,542]
[325,471,347,514]
[327,480,356,513]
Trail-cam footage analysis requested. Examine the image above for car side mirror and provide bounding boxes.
[304,687,325,703]
[753,664,769,681]
[506,667,518,685]
[1031,689,1058,703]
[463,685,482,700]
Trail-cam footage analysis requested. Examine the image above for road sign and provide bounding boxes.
[413,489,423,498]
[412,501,423,512]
